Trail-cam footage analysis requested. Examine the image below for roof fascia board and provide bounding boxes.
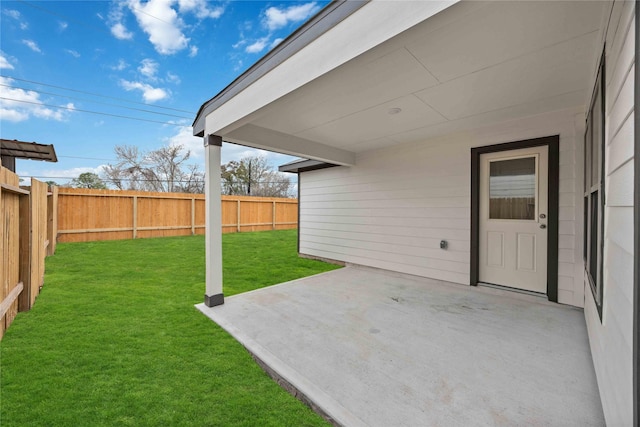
[226,124,355,166]
[192,0,367,137]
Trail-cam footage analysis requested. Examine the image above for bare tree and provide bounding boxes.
[103,144,204,193]
[220,156,292,197]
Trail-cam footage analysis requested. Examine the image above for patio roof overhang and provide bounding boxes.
[1,139,58,173]
[193,1,607,165]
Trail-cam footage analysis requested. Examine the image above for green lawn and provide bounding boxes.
[0,230,341,426]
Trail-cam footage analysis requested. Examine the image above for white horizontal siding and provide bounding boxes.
[301,214,470,230]
[584,1,635,425]
[299,108,583,307]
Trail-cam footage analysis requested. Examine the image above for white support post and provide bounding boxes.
[204,135,224,307]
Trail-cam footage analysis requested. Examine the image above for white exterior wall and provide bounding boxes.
[584,1,635,425]
[299,107,585,307]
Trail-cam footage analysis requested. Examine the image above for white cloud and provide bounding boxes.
[0,77,74,122]
[59,21,68,31]
[111,59,128,71]
[108,2,134,40]
[34,103,75,120]
[246,37,269,54]
[263,2,320,31]
[37,165,108,180]
[4,9,21,19]
[232,38,246,49]
[0,108,28,122]
[166,72,181,84]
[65,49,80,58]
[138,58,159,79]
[167,125,203,158]
[163,127,298,167]
[127,0,189,55]
[177,0,224,19]
[112,0,222,55]
[4,9,28,29]
[111,22,134,40]
[270,38,284,50]
[0,53,15,69]
[120,79,169,102]
[220,141,299,168]
[22,39,42,53]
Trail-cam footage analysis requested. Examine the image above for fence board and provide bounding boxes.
[1,168,52,338]
[47,186,58,256]
[56,189,297,242]
[26,179,47,309]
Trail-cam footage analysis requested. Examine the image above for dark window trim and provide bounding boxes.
[584,49,606,320]
[470,135,559,302]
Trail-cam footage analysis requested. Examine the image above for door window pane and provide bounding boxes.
[489,157,536,220]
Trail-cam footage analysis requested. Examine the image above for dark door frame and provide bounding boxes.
[470,135,560,302]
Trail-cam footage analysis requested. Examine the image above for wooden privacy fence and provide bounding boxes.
[1,167,56,338]
[57,188,298,243]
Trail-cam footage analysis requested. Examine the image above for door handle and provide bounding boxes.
[540,224,546,229]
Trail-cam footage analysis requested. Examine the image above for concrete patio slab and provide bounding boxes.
[197,266,604,426]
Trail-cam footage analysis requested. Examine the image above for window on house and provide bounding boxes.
[584,52,605,318]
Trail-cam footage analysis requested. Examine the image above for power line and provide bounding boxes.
[3,76,195,114]
[0,83,193,119]
[0,97,186,126]
[24,175,205,183]
[22,175,291,184]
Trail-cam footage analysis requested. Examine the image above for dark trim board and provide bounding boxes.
[470,135,560,303]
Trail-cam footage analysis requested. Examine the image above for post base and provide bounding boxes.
[204,293,224,307]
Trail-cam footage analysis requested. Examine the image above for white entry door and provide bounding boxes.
[479,146,548,293]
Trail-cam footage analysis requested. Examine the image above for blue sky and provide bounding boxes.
[1,0,328,185]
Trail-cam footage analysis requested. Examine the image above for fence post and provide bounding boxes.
[18,190,31,311]
[132,196,137,239]
[191,197,195,235]
[46,186,58,256]
[237,199,241,233]
[272,201,276,230]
